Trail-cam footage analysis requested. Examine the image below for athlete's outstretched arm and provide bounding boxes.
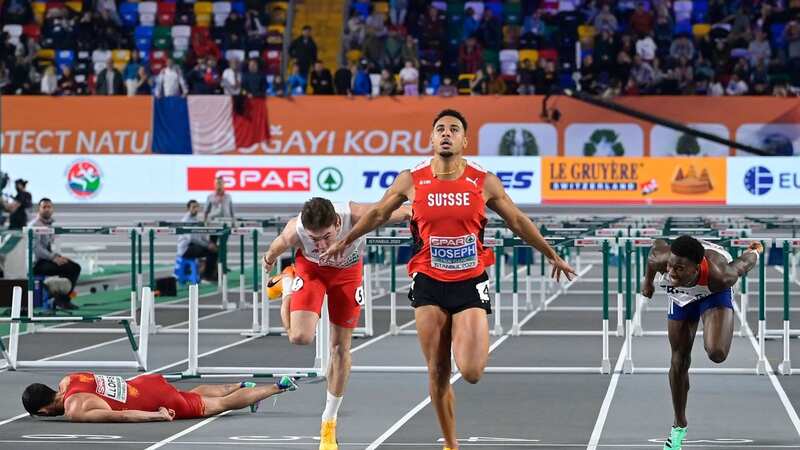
[642,239,669,298]
[66,405,175,423]
[351,202,412,226]
[483,173,576,281]
[262,217,301,273]
[718,241,763,289]
[322,171,412,260]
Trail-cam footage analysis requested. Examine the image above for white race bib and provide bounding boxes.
[429,234,478,271]
[94,375,128,403]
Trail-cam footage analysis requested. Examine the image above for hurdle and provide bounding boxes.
[145,225,233,312]
[351,236,614,375]
[171,283,324,380]
[1,285,152,370]
[23,226,141,334]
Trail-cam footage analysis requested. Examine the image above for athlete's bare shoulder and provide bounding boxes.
[390,169,414,202]
[705,249,731,283]
[647,239,671,271]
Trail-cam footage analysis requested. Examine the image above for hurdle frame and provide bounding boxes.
[1,286,153,371]
[23,226,141,334]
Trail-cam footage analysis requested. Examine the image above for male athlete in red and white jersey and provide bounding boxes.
[323,109,576,450]
[22,372,296,422]
[262,198,410,450]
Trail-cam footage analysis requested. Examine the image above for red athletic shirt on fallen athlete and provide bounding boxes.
[63,372,205,419]
[407,159,495,282]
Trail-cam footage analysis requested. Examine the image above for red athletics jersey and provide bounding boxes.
[63,372,204,419]
[407,159,495,282]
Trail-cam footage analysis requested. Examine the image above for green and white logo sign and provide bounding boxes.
[317,167,343,192]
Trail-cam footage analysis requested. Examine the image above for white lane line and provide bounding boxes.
[735,303,800,437]
[144,410,233,450]
[0,413,29,427]
[585,334,630,450]
[365,281,571,450]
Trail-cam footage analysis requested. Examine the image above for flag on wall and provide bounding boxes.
[152,96,269,154]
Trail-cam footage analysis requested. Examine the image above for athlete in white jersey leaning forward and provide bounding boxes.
[642,235,763,450]
[262,198,410,450]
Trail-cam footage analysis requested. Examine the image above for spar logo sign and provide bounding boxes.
[187,167,311,191]
[65,159,102,199]
[744,166,774,196]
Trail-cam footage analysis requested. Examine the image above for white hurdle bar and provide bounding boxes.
[183,283,327,378]
[3,286,151,371]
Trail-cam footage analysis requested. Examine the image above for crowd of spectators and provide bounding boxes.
[340,0,800,97]
[2,0,800,97]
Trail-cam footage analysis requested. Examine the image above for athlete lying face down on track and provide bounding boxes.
[642,235,763,450]
[22,372,298,422]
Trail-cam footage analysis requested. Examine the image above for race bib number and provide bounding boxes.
[475,279,491,303]
[430,234,478,271]
[94,375,127,404]
[355,286,365,306]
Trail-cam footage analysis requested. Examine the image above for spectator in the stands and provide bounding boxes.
[289,25,318,77]
[593,4,618,34]
[726,73,749,96]
[95,0,121,26]
[630,2,655,36]
[748,29,771,67]
[378,68,397,95]
[224,12,246,44]
[177,200,218,283]
[155,59,188,97]
[362,27,384,71]
[438,76,457,97]
[9,55,33,94]
[334,63,353,95]
[287,62,306,95]
[310,60,334,95]
[95,58,124,95]
[366,4,388,38]
[40,66,58,95]
[241,59,265,97]
[352,60,372,96]
[463,7,480,41]
[124,50,143,96]
[458,37,482,75]
[476,8,501,50]
[517,58,536,95]
[636,32,657,62]
[135,66,152,95]
[399,60,419,95]
[344,10,366,51]
[383,28,405,73]
[31,198,81,310]
[670,35,695,62]
[267,74,286,97]
[400,35,419,69]
[58,66,77,95]
[522,9,546,36]
[417,5,444,50]
[222,57,241,96]
[485,64,506,95]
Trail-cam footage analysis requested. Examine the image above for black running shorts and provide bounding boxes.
[408,271,492,315]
